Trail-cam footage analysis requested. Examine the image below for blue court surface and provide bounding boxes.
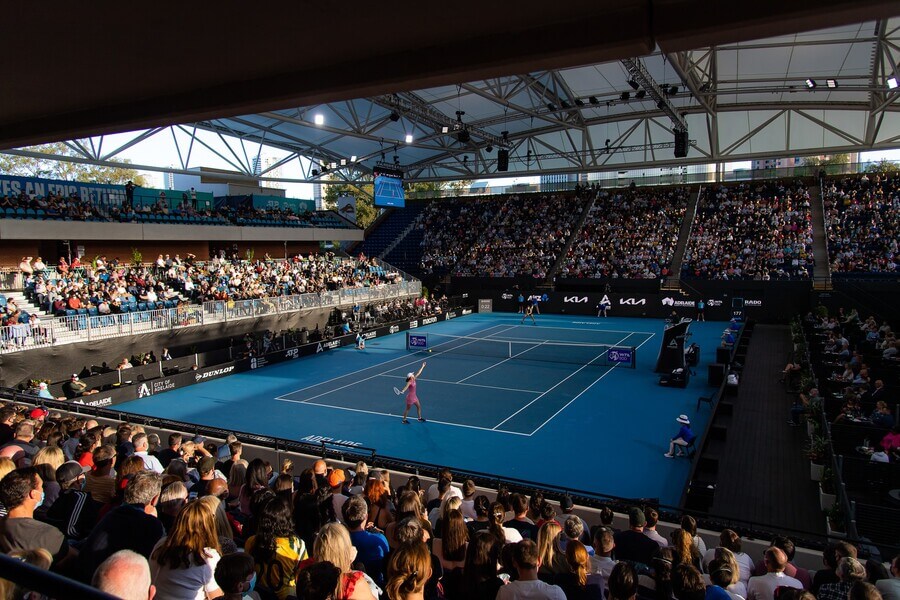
[118,313,725,506]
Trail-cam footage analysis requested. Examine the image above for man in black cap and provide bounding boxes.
[613,507,660,568]
[45,461,100,541]
[189,456,219,498]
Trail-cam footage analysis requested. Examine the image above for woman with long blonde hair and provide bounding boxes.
[670,528,703,571]
[32,445,65,508]
[312,522,376,599]
[150,498,223,599]
[559,540,604,599]
[386,541,432,600]
[537,519,564,577]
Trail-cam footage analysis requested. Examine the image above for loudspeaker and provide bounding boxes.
[674,131,688,158]
[497,149,509,172]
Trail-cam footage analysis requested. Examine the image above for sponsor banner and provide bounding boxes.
[445,311,458,320]
[0,174,122,205]
[408,334,428,349]
[105,309,473,406]
[461,308,473,315]
[606,347,634,364]
[661,296,696,308]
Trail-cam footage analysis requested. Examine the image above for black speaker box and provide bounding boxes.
[674,131,688,158]
[497,149,509,171]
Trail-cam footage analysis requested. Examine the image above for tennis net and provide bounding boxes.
[407,332,636,369]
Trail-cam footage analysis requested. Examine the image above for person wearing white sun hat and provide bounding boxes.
[664,415,695,458]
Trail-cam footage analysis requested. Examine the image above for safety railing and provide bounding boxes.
[0,280,421,354]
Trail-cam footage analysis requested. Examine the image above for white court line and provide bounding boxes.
[276,397,532,437]
[273,323,514,400]
[527,332,657,436]
[379,374,542,394]
[491,332,634,430]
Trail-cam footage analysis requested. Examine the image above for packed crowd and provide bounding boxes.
[21,253,405,317]
[823,173,899,273]
[0,189,352,229]
[559,187,688,279]
[682,181,815,280]
[0,409,898,600]
[417,193,587,279]
[454,194,586,279]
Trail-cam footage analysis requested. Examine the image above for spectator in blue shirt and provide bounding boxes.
[665,415,695,458]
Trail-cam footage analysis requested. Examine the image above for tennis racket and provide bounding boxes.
[393,387,402,396]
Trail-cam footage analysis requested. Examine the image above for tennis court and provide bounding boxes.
[117,313,724,505]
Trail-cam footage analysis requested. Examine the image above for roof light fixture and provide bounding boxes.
[313,114,324,125]
[826,79,837,88]
[805,79,816,89]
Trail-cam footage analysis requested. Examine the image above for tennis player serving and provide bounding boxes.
[398,361,427,424]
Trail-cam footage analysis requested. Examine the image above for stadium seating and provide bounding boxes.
[682,181,814,280]
[823,173,899,274]
[560,186,689,279]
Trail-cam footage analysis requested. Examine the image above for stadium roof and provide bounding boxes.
[3,2,899,183]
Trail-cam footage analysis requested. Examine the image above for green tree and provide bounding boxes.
[0,142,148,186]
[864,158,899,174]
[802,153,850,167]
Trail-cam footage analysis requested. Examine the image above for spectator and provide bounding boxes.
[818,557,869,600]
[386,541,432,600]
[77,470,165,580]
[462,529,505,600]
[245,494,308,599]
[0,467,77,570]
[433,508,468,572]
[875,554,899,600]
[556,539,604,599]
[83,444,117,505]
[824,174,899,273]
[497,538,567,600]
[613,507,660,568]
[811,542,858,595]
[93,549,157,600]
[343,494,390,587]
[746,547,802,600]
[643,507,668,547]
[608,561,639,600]
[671,563,707,600]
[45,460,98,540]
[133,432,164,473]
[671,528,703,571]
[158,433,182,469]
[214,553,261,600]
[149,497,224,599]
[312,522,378,600]
[1,420,40,466]
[504,493,539,541]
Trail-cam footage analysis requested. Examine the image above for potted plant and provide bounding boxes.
[819,467,836,511]
[825,502,846,539]
[806,396,824,437]
[806,434,827,481]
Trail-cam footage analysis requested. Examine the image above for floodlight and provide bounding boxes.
[826,79,837,88]
[805,79,816,89]
[635,90,646,99]
[405,134,413,144]
[888,77,898,90]
[589,96,599,105]
[389,111,400,122]
[311,169,319,177]
[621,92,630,101]
[669,85,679,96]
[441,126,450,134]
[329,162,337,169]
[340,159,347,166]
[486,145,493,153]
[350,155,357,162]
[627,79,639,90]
[574,98,584,106]
[313,114,324,125]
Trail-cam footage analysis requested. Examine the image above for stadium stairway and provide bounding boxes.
[384,226,426,277]
[662,185,702,291]
[355,203,426,259]
[544,190,599,285]
[808,184,832,289]
[3,291,52,319]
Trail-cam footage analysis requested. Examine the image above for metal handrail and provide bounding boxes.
[2,386,843,551]
[0,553,118,600]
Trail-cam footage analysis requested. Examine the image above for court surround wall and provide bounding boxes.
[19,308,473,410]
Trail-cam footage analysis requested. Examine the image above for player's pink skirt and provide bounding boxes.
[406,379,419,406]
